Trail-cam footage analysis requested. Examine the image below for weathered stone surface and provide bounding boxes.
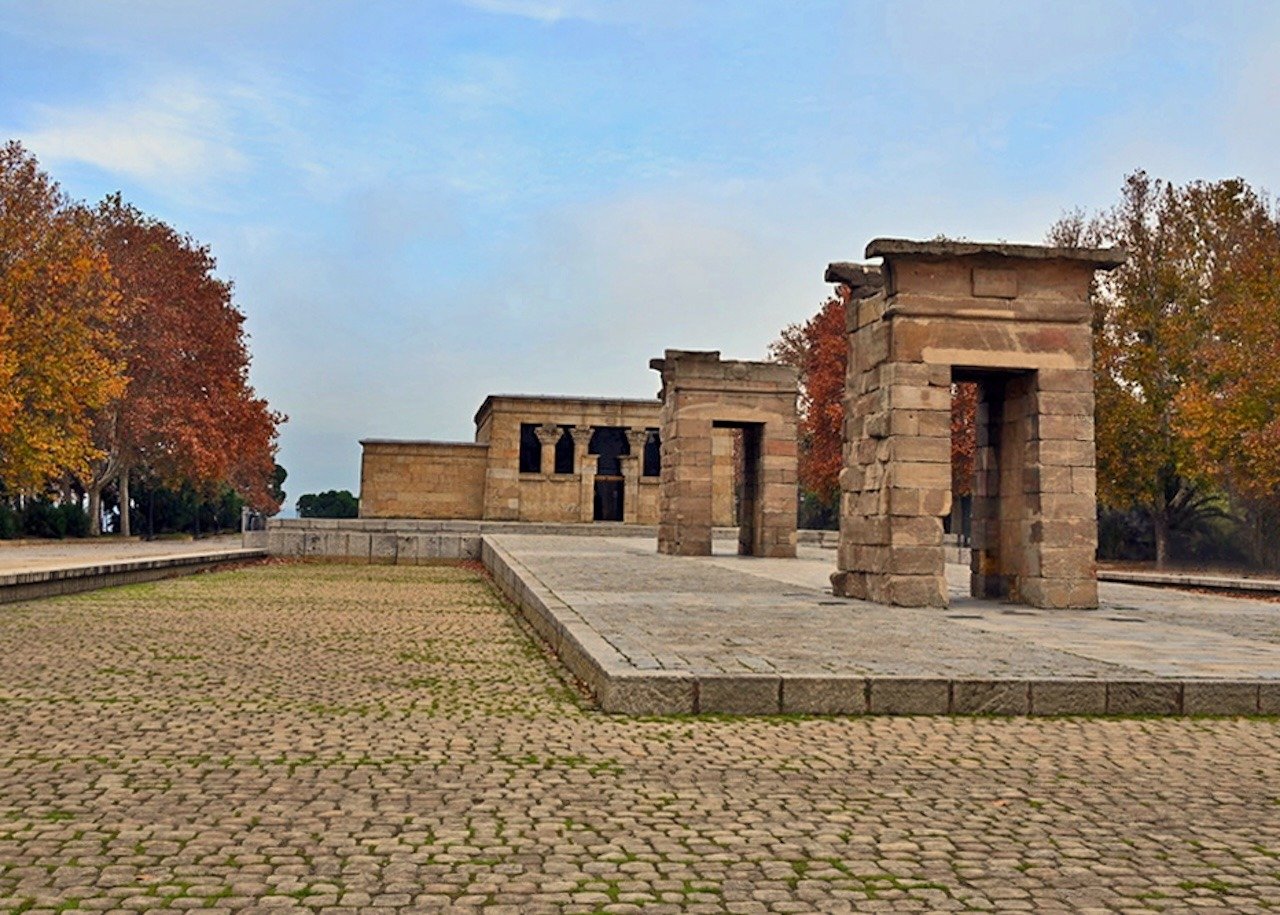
[1030,680,1107,715]
[866,237,1126,266]
[1107,681,1182,715]
[953,680,1030,715]
[1182,681,1260,716]
[698,676,781,714]
[360,395,667,526]
[601,673,696,715]
[1260,681,1280,715]
[780,676,867,715]
[868,678,950,715]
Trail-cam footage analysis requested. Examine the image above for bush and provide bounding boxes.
[0,502,19,539]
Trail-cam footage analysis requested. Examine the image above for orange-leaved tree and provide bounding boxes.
[770,293,846,513]
[0,141,125,494]
[84,196,284,533]
[1050,172,1280,566]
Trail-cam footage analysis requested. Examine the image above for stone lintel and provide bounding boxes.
[866,237,1126,268]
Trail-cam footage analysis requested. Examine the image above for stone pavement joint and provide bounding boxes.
[484,533,1280,716]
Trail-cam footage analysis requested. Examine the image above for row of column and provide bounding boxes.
[530,424,651,524]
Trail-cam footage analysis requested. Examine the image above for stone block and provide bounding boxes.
[830,569,868,599]
[371,533,398,563]
[1037,368,1094,392]
[952,680,1029,715]
[780,677,867,715]
[600,674,696,715]
[887,546,944,576]
[394,535,419,565]
[1020,577,1097,609]
[1107,681,1181,715]
[1260,682,1280,715]
[1182,681,1260,716]
[868,678,950,715]
[698,676,781,714]
[1029,680,1106,715]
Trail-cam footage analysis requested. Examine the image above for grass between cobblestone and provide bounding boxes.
[0,560,1277,913]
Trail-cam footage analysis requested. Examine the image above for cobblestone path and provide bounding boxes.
[1,562,1277,914]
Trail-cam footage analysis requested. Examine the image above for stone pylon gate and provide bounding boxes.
[650,350,799,558]
[830,239,1125,608]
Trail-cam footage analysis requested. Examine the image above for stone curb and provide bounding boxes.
[480,534,1280,718]
[1099,569,1280,595]
[0,549,267,605]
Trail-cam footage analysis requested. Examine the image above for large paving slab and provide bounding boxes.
[485,533,1280,716]
[2,562,1278,912]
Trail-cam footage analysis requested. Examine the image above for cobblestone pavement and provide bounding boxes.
[1,562,1278,914]
[494,535,1280,679]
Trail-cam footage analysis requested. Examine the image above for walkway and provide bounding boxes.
[486,534,1280,716]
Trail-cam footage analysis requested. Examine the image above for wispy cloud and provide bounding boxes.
[17,81,249,189]
[457,0,689,26]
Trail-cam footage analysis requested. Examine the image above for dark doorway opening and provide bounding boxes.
[589,427,629,522]
[594,477,624,521]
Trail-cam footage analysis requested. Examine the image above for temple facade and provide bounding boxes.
[359,394,739,525]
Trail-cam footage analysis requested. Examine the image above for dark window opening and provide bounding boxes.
[588,426,629,477]
[642,429,661,477]
[518,423,541,473]
[554,426,574,474]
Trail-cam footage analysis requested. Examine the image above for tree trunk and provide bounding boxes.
[88,485,103,537]
[119,466,131,537]
[1152,510,1170,570]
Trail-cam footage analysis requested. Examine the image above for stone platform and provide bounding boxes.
[484,533,1280,716]
[0,537,266,604]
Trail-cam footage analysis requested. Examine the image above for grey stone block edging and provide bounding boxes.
[479,535,1277,717]
[0,549,267,605]
[1099,568,1280,595]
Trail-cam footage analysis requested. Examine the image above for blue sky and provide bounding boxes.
[3,1,1278,507]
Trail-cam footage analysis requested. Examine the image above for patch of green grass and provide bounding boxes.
[1178,878,1239,894]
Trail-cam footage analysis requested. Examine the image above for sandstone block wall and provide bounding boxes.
[359,441,488,519]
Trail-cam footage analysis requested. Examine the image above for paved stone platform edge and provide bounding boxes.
[0,549,267,604]
[1099,568,1280,594]
[479,535,1280,717]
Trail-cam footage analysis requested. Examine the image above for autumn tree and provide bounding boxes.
[0,142,125,494]
[1050,172,1280,567]
[770,293,846,518]
[83,196,284,534]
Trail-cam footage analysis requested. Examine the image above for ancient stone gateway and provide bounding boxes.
[650,350,799,558]
[830,239,1125,609]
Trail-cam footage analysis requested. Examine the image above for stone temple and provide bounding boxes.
[353,236,1123,610]
[359,394,741,528]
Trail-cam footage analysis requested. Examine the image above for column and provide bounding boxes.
[621,428,648,525]
[570,426,595,522]
[534,423,560,476]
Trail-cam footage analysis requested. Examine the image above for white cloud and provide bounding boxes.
[18,82,249,189]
